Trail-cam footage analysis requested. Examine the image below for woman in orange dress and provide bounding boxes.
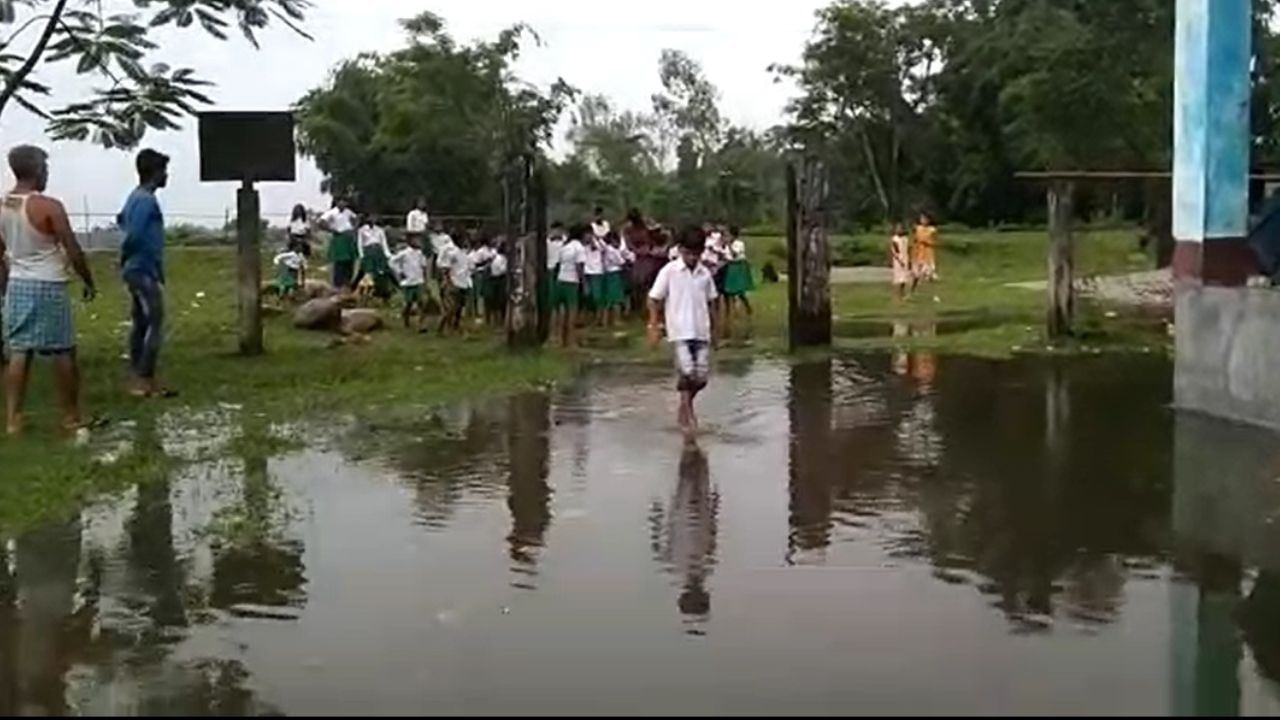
[911,212,939,291]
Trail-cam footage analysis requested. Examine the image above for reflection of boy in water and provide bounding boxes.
[656,444,719,631]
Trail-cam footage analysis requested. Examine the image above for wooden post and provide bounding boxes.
[1046,180,1075,339]
[508,155,542,349]
[532,164,550,344]
[237,179,263,356]
[787,158,832,350]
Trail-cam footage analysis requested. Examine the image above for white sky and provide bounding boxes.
[0,0,832,227]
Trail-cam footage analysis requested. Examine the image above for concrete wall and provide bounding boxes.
[1176,285,1280,429]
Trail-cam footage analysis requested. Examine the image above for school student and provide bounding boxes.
[648,227,719,434]
[437,236,473,335]
[287,204,312,257]
[355,215,394,301]
[272,247,307,301]
[582,234,606,326]
[486,239,509,327]
[890,222,911,302]
[554,225,587,348]
[602,232,629,327]
[721,226,755,322]
[319,198,358,288]
[544,222,566,310]
[390,235,431,332]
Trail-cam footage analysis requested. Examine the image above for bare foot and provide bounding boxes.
[5,420,22,436]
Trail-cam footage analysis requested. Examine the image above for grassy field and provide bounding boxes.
[0,227,1168,531]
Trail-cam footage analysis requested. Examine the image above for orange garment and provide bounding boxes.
[912,224,938,268]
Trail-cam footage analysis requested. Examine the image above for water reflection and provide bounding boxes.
[506,392,552,587]
[652,443,719,634]
[8,353,1280,712]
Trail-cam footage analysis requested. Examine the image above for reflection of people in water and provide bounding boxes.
[655,443,719,632]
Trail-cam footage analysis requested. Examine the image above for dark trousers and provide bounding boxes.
[332,260,355,289]
[125,273,164,380]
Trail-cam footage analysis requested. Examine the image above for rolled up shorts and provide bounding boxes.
[672,339,710,391]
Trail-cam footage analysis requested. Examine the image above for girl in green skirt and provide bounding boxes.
[601,232,629,327]
[721,226,754,326]
[357,216,394,301]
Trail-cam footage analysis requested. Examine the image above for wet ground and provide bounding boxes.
[3,351,1280,715]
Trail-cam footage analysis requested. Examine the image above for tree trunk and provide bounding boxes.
[788,158,832,350]
[1046,180,1075,339]
[508,155,544,349]
[237,180,263,356]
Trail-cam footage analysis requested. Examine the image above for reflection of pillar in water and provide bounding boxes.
[1171,553,1242,717]
[787,361,833,561]
[14,517,81,716]
[507,392,553,577]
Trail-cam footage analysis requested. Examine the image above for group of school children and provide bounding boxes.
[269,200,758,344]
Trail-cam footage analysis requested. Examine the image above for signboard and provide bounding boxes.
[198,111,296,183]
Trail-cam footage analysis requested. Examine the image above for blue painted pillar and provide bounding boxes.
[1173,0,1255,285]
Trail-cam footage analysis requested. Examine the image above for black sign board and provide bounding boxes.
[198,111,296,183]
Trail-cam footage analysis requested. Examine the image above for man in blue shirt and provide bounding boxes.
[118,148,174,399]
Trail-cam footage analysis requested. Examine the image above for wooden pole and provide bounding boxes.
[786,164,799,350]
[508,155,541,349]
[237,179,263,355]
[532,163,549,344]
[789,157,833,350]
[1046,179,1075,339]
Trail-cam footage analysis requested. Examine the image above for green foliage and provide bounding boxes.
[294,12,576,217]
[0,0,310,148]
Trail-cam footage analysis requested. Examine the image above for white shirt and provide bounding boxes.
[557,239,586,283]
[592,219,611,239]
[288,218,309,237]
[440,243,474,289]
[649,259,718,342]
[546,237,564,270]
[320,207,356,234]
[583,242,604,275]
[406,208,430,234]
[357,225,390,257]
[490,253,508,277]
[470,246,496,270]
[1,193,66,282]
[729,239,747,261]
[603,245,626,273]
[390,246,429,287]
[430,232,452,257]
[273,250,306,271]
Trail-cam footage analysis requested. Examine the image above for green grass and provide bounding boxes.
[0,227,1169,531]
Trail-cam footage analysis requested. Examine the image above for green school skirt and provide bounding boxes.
[603,271,625,308]
[328,231,357,263]
[723,260,755,296]
[402,284,423,306]
[585,274,606,307]
[554,280,580,309]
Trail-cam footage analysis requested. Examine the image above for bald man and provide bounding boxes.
[0,144,97,435]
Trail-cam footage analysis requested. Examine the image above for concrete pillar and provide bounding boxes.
[1172,0,1255,286]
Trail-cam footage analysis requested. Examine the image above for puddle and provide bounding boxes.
[4,353,1280,713]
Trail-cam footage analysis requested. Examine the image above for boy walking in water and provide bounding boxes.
[648,227,718,434]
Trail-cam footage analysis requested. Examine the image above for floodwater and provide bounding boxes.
[3,349,1280,715]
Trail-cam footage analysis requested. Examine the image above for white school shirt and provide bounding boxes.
[273,250,305,271]
[557,240,586,283]
[546,236,565,270]
[603,245,626,273]
[320,207,356,233]
[490,253,508,277]
[390,246,429,287]
[288,219,309,238]
[592,219,611,239]
[440,244,474,290]
[430,232,452,256]
[649,259,718,342]
[729,239,747,261]
[470,246,496,270]
[406,208,430,234]
[583,242,604,276]
[358,225,391,258]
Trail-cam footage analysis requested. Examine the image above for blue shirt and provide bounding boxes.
[118,187,165,283]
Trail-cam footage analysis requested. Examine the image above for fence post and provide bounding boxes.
[1047,179,1075,339]
[788,157,832,350]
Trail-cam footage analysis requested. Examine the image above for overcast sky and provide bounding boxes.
[0,0,833,227]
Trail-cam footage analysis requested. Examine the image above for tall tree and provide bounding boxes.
[295,12,575,217]
[0,0,310,148]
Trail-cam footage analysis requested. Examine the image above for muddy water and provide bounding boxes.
[3,352,1280,715]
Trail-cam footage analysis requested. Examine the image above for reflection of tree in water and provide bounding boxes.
[209,415,306,611]
[506,392,553,586]
[380,403,509,529]
[653,444,719,634]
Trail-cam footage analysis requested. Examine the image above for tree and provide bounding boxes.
[295,12,575,217]
[0,0,310,149]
